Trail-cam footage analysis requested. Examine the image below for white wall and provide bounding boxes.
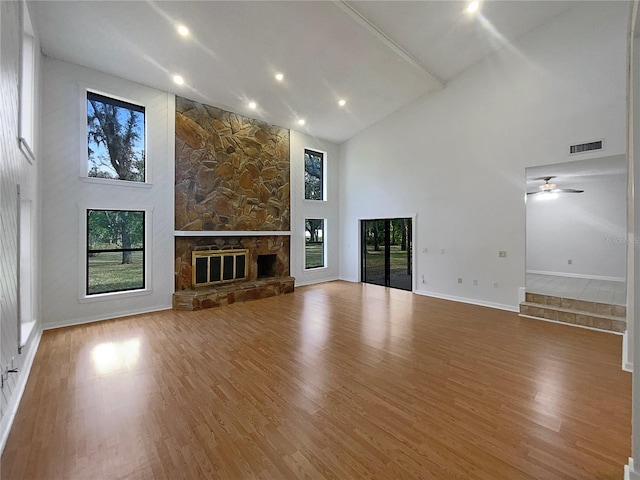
[339,2,627,311]
[0,0,42,450]
[40,57,174,328]
[290,131,340,285]
[526,169,626,281]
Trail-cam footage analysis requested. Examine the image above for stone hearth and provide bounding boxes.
[173,276,295,311]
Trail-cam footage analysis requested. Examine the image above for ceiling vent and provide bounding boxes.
[569,140,603,155]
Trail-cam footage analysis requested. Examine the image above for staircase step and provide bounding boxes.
[519,302,625,333]
[524,293,625,319]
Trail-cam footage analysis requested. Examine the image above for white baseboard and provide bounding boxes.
[1,324,43,454]
[519,314,623,335]
[331,280,519,313]
[414,289,518,313]
[42,304,172,331]
[526,270,625,283]
[625,458,640,479]
[295,277,340,287]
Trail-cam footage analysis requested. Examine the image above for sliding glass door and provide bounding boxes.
[361,218,412,291]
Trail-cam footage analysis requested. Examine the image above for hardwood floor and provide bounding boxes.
[1,281,631,479]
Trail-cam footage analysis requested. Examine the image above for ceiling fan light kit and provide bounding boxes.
[527,176,584,196]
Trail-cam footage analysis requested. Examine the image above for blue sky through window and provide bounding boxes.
[87,92,145,182]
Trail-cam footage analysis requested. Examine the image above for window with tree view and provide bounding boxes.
[87,91,145,182]
[87,210,145,295]
[305,219,325,269]
[304,149,324,200]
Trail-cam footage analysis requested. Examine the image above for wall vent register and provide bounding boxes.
[192,249,248,287]
[569,140,603,155]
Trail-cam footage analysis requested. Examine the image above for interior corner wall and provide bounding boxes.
[0,0,42,450]
[40,57,174,329]
[338,2,627,310]
[290,131,340,285]
[526,173,627,280]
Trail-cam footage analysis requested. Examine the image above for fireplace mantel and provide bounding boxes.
[174,230,291,237]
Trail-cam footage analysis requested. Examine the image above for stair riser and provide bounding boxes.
[520,304,625,333]
[524,293,625,319]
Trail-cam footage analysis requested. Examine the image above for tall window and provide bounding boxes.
[19,1,36,163]
[87,92,145,182]
[305,219,325,269]
[87,210,145,295]
[304,149,324,200]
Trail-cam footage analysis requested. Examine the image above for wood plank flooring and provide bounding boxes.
[1,281,631,479]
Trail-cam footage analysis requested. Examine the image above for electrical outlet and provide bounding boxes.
[421,275,425,283]
[568,259,573,265]
[473,279,478,286]
[499,251,507,258]
[422,248,428,253]
[457,277,463,284]
[493,282,499,288]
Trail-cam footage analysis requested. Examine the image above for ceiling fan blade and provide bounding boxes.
[527,188,584,195]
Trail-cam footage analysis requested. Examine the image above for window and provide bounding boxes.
[304,149,324,200]
[87,92,145,181]
[305,219,325,269]
[87,210,145,295]
[18,186,36,349]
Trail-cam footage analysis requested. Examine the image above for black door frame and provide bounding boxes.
[360,217,413,291]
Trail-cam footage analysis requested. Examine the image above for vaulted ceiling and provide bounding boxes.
[30,1,577,143]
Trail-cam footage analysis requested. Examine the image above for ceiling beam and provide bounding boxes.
[333,1,444,92]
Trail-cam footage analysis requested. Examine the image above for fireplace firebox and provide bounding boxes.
[257,254,277,279]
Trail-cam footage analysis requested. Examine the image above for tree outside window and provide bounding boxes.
[87,91,145,182]
[87,210,145,295]
[304,149,324,200]
[305,218,325,269]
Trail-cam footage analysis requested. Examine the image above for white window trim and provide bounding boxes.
[78,204,154,302]
[304,218,328,271]
[19,0,36,164]
[304,148,327,202]
[80,84,150,184]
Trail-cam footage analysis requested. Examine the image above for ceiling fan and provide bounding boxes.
[527,176,584,195]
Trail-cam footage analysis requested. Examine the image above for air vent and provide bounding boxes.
[569,140,603,155]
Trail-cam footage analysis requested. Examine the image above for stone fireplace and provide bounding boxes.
[172,97,294,311]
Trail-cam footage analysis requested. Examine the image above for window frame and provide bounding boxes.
[303,148,327,202]
[79,205,153,301]
[304,218,327,270]
[19,0,36,164]
[81,87,149,185]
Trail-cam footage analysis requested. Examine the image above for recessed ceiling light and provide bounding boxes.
[338,99,346,107]
[275,72,284,82]
[466,1,479,13]
[248,101,257,109]
[177,24,190,37]
[173,75,185,85]
[298,119,306,126]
